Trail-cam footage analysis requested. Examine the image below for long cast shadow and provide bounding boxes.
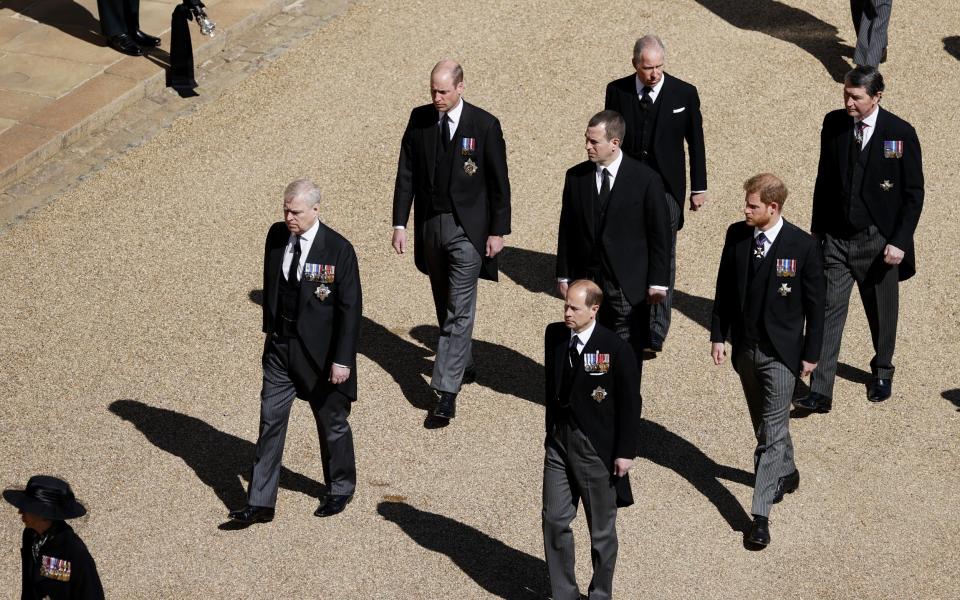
[945,36,960,61]
[672,289,713,332]
[378,501,548,599]
[639,419,754,532]
[498,246,556,296]
[9,0,106,47]
[693,0,852,82]
[943,389,960,411]
[109,399,324,510]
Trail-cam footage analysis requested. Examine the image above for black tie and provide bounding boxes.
[640,86,653,111]
[848,121,865,171]
[568,335,581,367]
[440,114,451,152]
[287,236,301,283]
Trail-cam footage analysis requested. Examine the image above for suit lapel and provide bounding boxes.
[299,222,328,307]
[447,102,473,182]
[651,74,670,144]
[864,107,886,171]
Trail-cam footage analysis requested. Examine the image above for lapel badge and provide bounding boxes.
[778,283,792,297]
[315,284,331,301]
[463,158,478,176]
[776,258,797,277]
[320,264,335,283]
[591,386,607,402]
[460,137,476,156]
[883,140,903,159]
[880,180,894,192]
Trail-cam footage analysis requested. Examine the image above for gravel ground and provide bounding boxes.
[1,1,957,598]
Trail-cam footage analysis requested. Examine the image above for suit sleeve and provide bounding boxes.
[333,244,362,369]
[614,340,640,460]
[556,173,573,280]
[710,229,735,343]
[686,86,707,193]
[889,123,924,251]
[604,82,618,112]
[484,117,511,236]
[800,238,826,363]
[644,174,671,287]
[392,111,416,227]
[810,115,832,236]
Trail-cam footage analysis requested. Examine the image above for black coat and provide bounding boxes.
[393,101,511,281]
[21,522,104,600]
[544,321,641,507]
[710,219,826,376]
[811,107,924,280]
[262,221,362,399]
[556,154,671,307]
[604,72,707,230]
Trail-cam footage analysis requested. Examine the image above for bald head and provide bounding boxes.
[564,280,603,332]
[432,59,463,86]
[430,59,465,113]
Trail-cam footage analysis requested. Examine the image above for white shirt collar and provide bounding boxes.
[856,105,880,129]
[439,97,464,125]
[293,218,320,244]
[596,149,624,179]
[635,74,665,99]
[570,319,597,351]
[755,216,784,244]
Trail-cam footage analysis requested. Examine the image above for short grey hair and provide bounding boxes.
[633,35,666,62]
[283,178,321,206]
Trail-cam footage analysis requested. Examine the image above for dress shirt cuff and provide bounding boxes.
[649,285,668,291]
[393,225,406,230]
[557,278,570,283]
[333,363,350,370]
[691,190,707,195]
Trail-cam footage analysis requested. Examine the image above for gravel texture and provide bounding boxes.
[0,1,957,598]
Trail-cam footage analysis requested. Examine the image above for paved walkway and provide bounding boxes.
[0,0,287,190]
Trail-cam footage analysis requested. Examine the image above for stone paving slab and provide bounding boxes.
[0,0,289,191]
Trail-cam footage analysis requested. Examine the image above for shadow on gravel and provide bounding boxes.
[942,389,960,411]
[378,501,548,599]
[945,36,960,61]
[639,420,754,532]
[672,289,713,331]
[692,0,852,82]
[498,246,555,296]
[109,399,324,513]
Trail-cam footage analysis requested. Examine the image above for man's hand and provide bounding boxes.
[556,280,569,299]
[711,342,726,365]
[613,458,634,477]
[329,365,350,385]
[392,229,407,255]
[647,287,667,305]
[689,192,707,211]
[883,244,904,266]
[800,361,817,378]
[486,235,505,258]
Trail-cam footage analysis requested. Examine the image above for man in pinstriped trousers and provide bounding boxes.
[711,174,825,548]
[851,0,893,67]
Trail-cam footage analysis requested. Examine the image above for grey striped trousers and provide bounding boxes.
[852,0,893,67]
[735,342,797,518]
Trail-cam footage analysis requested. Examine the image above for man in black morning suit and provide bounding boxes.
[555,110,671,378]
[604,35,708,352]
[543,280,640,600]
[392,60,511,424]
[711,174,825,547]
[795,66,923,412]
[230,179,362,523]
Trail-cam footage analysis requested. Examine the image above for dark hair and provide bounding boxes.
[743,173,788,209]
[844,66,885,96]
[587,110,626,143]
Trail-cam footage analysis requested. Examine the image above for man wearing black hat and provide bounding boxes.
[4,475,104,600]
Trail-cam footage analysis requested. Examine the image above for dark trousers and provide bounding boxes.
[811,228,899,398]
[247,336,356,507]
[97,0,140,37]
[734,341,797,518]
[851,0,893,66]
[649,193,679,344]
[594,274,645,379]
[423,213,482,393]
[542,423,619,600]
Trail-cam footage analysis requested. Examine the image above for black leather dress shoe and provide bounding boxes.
[772,469,800,504]
[433,392,457,420]
[314,494,352,517]
[747,515,770,547]
[645,333,664,353]
[132,30,161,47]
[228,505,274,523]
[793,392,832,413]
[108,33,143,56]
[868,379,892,402]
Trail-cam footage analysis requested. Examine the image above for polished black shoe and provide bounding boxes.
[228,505,274,524]
[747,515,770,547]
[793,392,832,413]
[108,33,143,56]
[433,391,457,420]
[868,378,892,402]
[462,367,477,385]
[131,30,161,47]
[314,494,352,517]
[645,333,664,353]
[772,469,800,504]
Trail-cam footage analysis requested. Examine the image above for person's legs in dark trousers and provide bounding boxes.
[850,228,899,380]
[542,433,580,600]
[649,193,679,348]
[96,0,139,37]
[810,235,856,399]
[308,386,356,498]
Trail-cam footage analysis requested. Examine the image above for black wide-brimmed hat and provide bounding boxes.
[3,475,86,520]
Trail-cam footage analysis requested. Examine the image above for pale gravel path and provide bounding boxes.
[0,1,957,598]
